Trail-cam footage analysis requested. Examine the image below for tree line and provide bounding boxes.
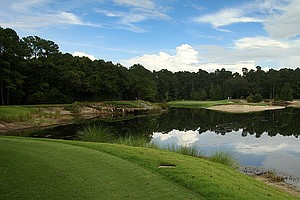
[1,27,299,105]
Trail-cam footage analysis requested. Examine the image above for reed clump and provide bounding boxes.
[77,124,114,143]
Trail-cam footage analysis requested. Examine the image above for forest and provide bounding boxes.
[1,26,299,105]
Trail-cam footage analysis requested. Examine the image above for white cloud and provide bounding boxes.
[96,0,169,32]
[0,11,100,30]
[123,37,300,73]
[235,37,289,49]
[122,44,256,73]
[0,0,100,31]
[194,8,262,27]
[193,0,300,39]
[123,44,202,72]
[72,52,97,61]
[113,0,155,9]
[264,0,300,38]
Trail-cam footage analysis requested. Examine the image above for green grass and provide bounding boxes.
[0,106,36,122]
[168,100,234,109]
[0,137,298,200]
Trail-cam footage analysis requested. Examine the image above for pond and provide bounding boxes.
[7,107,300,187]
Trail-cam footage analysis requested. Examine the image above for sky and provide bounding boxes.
[1,0,300,73]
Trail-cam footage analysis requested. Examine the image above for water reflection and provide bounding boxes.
[151,108,300,187]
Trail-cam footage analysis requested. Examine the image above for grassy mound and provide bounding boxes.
[0,137,298,199]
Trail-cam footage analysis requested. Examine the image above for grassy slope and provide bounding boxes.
[167,100,233,109]
[0,137,298,200]
[0,137,198,200]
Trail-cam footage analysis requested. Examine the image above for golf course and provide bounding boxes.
[1,137,298,199]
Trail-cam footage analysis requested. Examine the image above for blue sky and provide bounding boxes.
[1,0,300,73]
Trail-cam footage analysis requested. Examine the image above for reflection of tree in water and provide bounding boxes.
[20,108,300,139]
[156,108,300,138]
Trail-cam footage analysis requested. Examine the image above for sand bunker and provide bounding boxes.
[207,104,285,113]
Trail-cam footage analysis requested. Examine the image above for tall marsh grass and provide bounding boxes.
[77,125,114,142]
[167,144,205,157]
[114,134,149,147]
[209,150,239,169]
[164,144,239,168]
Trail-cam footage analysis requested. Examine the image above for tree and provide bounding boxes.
[253,93,263,103]
[129,64,157,101]
[246,93,254,103]
[209,84,222,100]
[0,27,25,105]
[22,36,59,59]
[280,83,293,101]
[224,73,249,99]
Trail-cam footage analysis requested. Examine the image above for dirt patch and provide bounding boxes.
[207,104,285,113]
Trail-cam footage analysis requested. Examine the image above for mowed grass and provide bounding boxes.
[0,137,298,200]
[0,137,199,200]
[168,100,234,109]
[0,106,35,122]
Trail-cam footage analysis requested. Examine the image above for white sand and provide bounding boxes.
[207,104,285,113]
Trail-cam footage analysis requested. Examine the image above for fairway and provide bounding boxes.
[0,137,199,200]
[167,100,233,109]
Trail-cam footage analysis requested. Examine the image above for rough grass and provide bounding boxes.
[1,137,298,200]
[168,100,233,108]
[0,106,35,122]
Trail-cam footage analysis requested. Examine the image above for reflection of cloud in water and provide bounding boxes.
[236,143,288,154]
[263,153,300,178]
[234,133,300,155]
[152,129,199,147]
[151,129,300,169]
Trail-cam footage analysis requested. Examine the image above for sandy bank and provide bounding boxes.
[207,104,285,113]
